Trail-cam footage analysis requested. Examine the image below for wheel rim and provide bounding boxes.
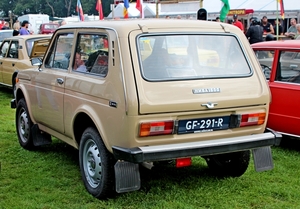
[83,138,102,188]
[18,108,30,143]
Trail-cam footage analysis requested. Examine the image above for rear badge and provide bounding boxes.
[192,88,220,94]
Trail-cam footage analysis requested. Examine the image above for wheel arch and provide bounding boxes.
[11,71,19,86]
[73,112,110,152]
[15,86,37,124]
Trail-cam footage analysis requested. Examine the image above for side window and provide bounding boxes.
[8,41,19,59]
[276,50,300,84]
[44,33,73,70]
[73,33,109,77]
[0,41,10,58]
[255,50,274,80]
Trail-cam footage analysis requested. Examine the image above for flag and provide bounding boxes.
[278,0,285,19]
[76,0,84,21]
[123,0,129,19]
[96,0,104,20]
[136,0,143,18]
[220,0,230,22]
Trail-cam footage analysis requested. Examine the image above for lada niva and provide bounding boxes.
[11,19,280,199]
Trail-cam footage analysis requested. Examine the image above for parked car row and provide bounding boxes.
[3,19,300,200]
[0,34,51,96]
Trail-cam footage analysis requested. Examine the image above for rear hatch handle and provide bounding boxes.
[201,102,218,109]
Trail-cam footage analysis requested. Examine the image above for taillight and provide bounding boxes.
[240,113,266,127]
[176,157,192,168]
[139,121,174,137]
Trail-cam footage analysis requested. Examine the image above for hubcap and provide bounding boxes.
[18,109,29,143]
[83,139,102,188]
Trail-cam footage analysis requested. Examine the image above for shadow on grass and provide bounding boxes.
[27,138,230,198]
[33,138,79,166]
[0,86,13,97]
[138,159,216,194]
[279,135,300,152]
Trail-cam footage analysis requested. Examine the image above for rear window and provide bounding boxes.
[26,38,47,56]
[138,34,251,81]
[44,24,59,30]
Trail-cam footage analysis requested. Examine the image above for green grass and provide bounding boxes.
[1,87,300,208]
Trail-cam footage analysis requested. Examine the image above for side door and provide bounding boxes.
[28,32,74,134]
[2,40,19,86]
[0,40,10,84]
[268,50,300,136]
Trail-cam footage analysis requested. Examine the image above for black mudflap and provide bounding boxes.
[252,146,274,172]
[31,124,52,146]
[114,161,141,193]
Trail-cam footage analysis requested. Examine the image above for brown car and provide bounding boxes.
[11,19,281,199]
[0,34,51,96]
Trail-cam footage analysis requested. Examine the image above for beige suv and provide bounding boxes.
[11,19,281,199]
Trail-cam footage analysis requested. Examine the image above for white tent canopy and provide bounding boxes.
[108,0,300,20]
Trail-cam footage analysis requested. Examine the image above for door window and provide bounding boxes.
[44,33,73,70]
[255,50,275,80]
[0,41,10,58]
[8,41,19,59]
[276,50,300,84]
[73,33,109,77]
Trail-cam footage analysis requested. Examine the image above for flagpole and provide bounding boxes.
[141,0,144,19]
[276,0,279,40]
[112,0,115,19]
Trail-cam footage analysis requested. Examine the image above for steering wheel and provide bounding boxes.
[260,64,271,79]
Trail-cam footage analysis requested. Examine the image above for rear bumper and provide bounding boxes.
[112,131,281,163]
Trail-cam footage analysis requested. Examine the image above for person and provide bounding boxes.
[1,22,10,30]
[0,20,5,29]
[233,14,244,32]
[261,16,274,35]
[215,17,220,22]
[19,20,30,35]
[285,18,297,39]
[265,34,275,41]
[227,19,233,25]
[59,20,66,26]
[73,52,87,72]
[246,19,263,44]
[249,17,258,26]
[273,19,283,36]
[295,24,300,40]
[12,21,21,36]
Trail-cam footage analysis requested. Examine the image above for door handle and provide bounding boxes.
[56,78,64,84]
[290,64,298,69]
[12,63,15,67]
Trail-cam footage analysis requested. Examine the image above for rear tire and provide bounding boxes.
[79,127,115,199]
[16,98,34,150]
[204,150,250,178]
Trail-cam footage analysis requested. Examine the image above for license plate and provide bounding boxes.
[178,116,230,134]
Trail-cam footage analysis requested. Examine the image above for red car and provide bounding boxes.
[252,40,300,137]
[39,23,59,34]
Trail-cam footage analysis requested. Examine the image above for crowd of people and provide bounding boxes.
[0,19,66,37]
[214,15,300,44]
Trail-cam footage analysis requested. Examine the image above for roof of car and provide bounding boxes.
[4,34,52,41]
[58,19,241,36]
[251,40,300,49]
